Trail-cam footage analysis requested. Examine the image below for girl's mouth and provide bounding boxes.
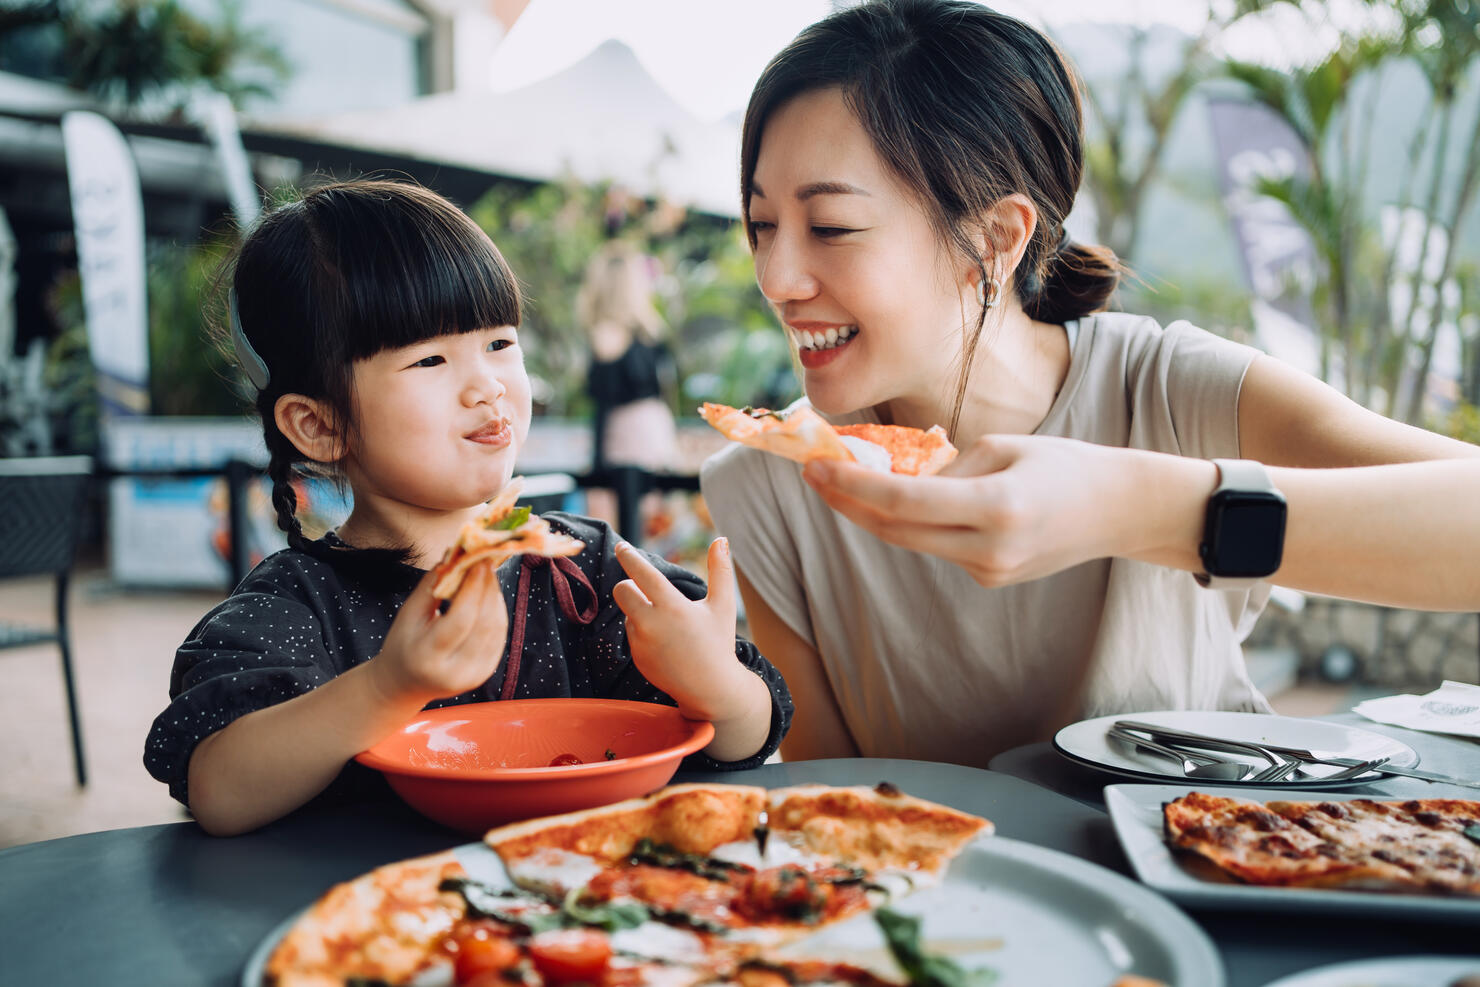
[792,325,857,369]
[465,418,512,447]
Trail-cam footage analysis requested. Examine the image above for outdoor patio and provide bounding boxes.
[0,559,1372,851]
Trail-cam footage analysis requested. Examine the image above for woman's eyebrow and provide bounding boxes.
[750,180,872,201]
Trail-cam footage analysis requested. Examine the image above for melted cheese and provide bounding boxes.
[837,435,892,472]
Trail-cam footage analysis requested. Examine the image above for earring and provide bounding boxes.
[976,276,1002,310]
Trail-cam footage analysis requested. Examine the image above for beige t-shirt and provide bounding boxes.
[700,312,1274,768]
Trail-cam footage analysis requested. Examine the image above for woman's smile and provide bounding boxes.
[790,321,859,370]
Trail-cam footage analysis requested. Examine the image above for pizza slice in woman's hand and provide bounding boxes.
[701,402,957,476]
[432,477,585,601]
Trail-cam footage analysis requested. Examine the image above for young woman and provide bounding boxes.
[144,181,790,835]
[700,0,1480,767]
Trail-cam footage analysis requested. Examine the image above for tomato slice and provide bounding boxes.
[452,925,523,983]
[527,928,613,982]
[548,753,584,766]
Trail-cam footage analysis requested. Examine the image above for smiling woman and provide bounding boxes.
[699,0,1480,770]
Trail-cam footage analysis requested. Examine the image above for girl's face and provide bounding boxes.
[343,325,532,515]
[748,87,976,418]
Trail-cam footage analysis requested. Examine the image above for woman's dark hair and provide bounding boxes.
[740,0,1120,432]
[224,179,521,556]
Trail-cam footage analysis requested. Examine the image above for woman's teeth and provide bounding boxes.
[795,326,857,351]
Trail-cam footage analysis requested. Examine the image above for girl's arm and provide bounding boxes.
[800,355,1480,610]
[736,568,859,762]
[187,564,508,836]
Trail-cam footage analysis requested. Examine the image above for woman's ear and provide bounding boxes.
[970,193,1039,289]
[274,394,344,463]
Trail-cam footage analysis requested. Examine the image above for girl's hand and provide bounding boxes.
[613,538,748,721]
[802,434,1135,588]
[369,562,510,705]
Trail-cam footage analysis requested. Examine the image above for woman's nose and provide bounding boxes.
[755,232,819,305]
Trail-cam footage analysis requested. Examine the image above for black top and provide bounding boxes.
[143,512,792,807]
[587,339,673,470]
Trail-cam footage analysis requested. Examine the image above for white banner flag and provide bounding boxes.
[197,91,261,229]
[61,110,150,416]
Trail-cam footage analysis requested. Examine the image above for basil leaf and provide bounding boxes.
[875,907,998,987]
[439,877,563,935]
[561,887,649,931]
[1464,824,1480,846]
[491,505,532,531]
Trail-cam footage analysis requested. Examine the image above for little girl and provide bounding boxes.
[143,180,792,836]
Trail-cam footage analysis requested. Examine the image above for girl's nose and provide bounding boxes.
[756,231,819,306]
[462,371,506,407]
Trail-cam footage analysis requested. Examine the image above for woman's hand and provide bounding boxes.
[369,563,510,705]
[802,434,1155,587]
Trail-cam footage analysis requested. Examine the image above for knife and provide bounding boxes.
[1113,719,1480,790]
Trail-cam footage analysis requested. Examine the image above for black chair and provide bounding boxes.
[0,455,93,786]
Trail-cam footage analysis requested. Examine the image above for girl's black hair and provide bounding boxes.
[225,179,521,559]
[740,0,1121,436]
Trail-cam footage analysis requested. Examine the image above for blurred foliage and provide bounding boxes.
[468,178,796,417]
[1436,401,1480,445]
[0,0,289,112]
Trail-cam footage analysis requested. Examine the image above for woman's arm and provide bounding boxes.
[736,567,859,762]
[800,354,1480,611]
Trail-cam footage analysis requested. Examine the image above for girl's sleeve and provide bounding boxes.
[575,517,794,771]
[142,590,336,806]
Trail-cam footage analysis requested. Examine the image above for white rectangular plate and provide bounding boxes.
[1105,783,1480,921]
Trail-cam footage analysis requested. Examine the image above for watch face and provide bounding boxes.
[1206,493,1286,577]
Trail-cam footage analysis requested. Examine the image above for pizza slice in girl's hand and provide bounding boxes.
[700,402,957,476]
[432,477,584,600]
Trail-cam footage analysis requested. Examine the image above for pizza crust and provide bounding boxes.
[431,477,585,600]
[701,403,957,476]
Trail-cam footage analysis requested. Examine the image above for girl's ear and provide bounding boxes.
[274,393,344,463]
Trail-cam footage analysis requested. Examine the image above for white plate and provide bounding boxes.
[1104,783,1480,922]
[243,837,1223,987]
[1054,710,1420,788]
[1261,955,1480,987]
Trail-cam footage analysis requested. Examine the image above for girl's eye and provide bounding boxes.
[411,355,444,368]
[487,338,514,352]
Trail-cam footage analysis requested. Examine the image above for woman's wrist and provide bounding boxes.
[1110,449,1219,570]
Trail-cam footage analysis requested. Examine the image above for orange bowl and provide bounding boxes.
[355,699,714,833]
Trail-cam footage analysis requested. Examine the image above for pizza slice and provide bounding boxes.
[432,476,585,600]
[700,402,957,476]
[1163,792,1426,891]
[484,781,991,951]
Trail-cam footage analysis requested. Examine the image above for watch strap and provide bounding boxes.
[1196,458,1278,590]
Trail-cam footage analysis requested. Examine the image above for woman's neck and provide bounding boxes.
[882,308,1071,446]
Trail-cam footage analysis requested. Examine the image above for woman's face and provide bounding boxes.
[748,87,975,417]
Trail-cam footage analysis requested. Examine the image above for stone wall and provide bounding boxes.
[1246,598,1480,688]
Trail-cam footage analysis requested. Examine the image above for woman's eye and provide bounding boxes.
[411,355,444,368]
[747,220,775,236]
[812,226,855,239]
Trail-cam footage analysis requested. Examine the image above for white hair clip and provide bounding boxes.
[230,287,271,391]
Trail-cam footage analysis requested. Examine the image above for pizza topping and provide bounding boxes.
[630,837,754,882]
[450,923,524,983]
[549,754,584,767]
[1465,825,1480,846]
[874,907,999,987]
[527,929,614,983]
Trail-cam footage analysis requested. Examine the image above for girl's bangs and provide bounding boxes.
[321,193,521,361]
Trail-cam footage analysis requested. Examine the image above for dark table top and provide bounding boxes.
[1,735,1476,987]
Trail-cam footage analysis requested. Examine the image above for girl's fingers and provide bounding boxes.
[703,537,735,619]
[614,542,684,606]
[612,577,652,617]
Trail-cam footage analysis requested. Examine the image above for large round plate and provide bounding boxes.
[1054,710,1419,788]
[1260,955,1480,987]
[242,837,1223,986]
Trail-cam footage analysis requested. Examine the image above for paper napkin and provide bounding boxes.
[1352,680,1480,740]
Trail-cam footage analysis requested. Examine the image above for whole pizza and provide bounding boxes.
[263,782,993,986]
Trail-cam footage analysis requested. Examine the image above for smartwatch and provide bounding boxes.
[1196,458,1286,589]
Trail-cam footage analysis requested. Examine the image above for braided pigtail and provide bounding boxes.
[260,397,311,553]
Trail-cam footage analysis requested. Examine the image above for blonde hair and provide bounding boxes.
[577,243,666,345]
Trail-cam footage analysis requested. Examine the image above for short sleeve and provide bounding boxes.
[143,591,335,806]
[700,442,816,648]
[1157,320,1261,460]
